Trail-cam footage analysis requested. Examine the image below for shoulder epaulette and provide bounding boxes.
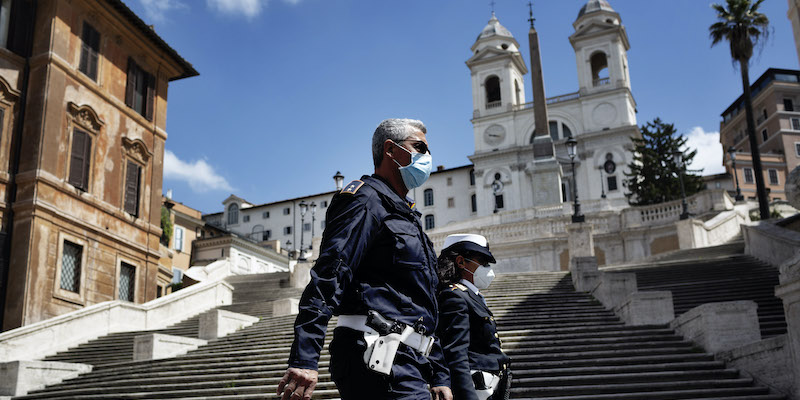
[340,180,364,195]
[452,283,468,292]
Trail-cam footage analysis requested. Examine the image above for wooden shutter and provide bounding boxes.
[145,72,155,121]
[124,160,141,216]
[88,26,99,80]
[125,58,136,107]
[68,130,87,189]
[83,134,92,190]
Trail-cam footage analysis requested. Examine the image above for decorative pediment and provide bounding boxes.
[0,76,21,103]
[67,102,104,132]
[122,137,152,164]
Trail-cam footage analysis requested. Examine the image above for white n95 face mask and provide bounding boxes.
[464,258,495,289]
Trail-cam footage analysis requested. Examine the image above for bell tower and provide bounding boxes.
[466,13,528,150]
[569,0,631,95]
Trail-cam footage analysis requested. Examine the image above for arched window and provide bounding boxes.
[485,76,501,107]
[424,188,434,207]
[562,123,572,138]
[227,203,239,225]
[514,80,521,105]
[591,52,609,86]
[424,214,435,230]
[533,120,574,142]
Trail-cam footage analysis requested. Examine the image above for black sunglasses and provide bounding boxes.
[396,139,431,155]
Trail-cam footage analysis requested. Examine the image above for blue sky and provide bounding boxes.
[125,0,799,214]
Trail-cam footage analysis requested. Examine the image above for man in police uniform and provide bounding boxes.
[277,119,452,400]
[436,234,510,400]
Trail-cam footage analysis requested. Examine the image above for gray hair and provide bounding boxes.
[372,118,427,168]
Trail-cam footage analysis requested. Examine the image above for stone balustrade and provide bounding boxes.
[0,278,234,363]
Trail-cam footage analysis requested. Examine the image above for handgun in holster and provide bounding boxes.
[362,310,406,376]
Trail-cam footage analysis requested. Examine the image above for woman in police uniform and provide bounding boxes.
[436,234,510,400]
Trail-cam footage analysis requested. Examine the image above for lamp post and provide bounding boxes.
[310,201,317,249]
[565,137,584,223]
[299,201,308,261]
[333,171,344,191]
[727,146,744,202]
[672,150,690,220]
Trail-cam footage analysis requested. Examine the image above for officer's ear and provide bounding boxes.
[455,255,465,268]
[384,140,395,159]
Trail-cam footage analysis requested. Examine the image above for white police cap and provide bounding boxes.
[442,234,496,263]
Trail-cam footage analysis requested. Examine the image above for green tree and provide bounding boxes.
[710,0,770,219]
[160,206,173,246]
[624,118,705,206]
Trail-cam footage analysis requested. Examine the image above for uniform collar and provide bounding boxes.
[459,278,481,296]
[366,174,418,214]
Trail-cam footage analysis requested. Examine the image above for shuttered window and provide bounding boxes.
[125,58,155,121]
[68,129,92,191]
[79,22,100,81]
[124,160,141,216]
[119,262,135,302]
[60,240,82,293]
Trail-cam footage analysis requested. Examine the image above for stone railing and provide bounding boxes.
[743,220,800,268]
[429,189,734,252]
[0,278,234,362]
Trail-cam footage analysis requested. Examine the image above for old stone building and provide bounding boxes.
[719,68,800,202]
[0,0,197,331]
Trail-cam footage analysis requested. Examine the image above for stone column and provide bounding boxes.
[775,251,800,399]
[567,223,597,292]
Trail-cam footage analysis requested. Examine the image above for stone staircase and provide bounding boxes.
[604,243,787,338]
[40,272,303,367]
[14,253,787,399]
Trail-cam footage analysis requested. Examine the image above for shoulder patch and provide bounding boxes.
[453,283,468,292]
[341,180,364,195]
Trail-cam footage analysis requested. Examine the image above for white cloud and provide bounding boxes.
[139,0,187,23]
[163,150,233,193]
[683,127,726,176]
[205,0,302,18]
[207,0,263,18]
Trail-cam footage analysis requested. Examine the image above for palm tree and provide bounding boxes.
[710,0,770,219]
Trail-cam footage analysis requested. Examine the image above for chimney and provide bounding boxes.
[437,165,445,172]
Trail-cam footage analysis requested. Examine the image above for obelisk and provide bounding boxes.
[526,2,564,206]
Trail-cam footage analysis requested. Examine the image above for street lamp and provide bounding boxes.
[299,201,308,261]
[310,201,317,249]
[333,171,344,191]
[727,146,744,202]
[672,150,690,220]
[565,137,584,223]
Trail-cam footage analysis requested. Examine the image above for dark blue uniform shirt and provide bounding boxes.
[437,283,510,400]
[288,174,450,387]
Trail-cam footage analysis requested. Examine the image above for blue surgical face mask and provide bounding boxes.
[392,142,432,190]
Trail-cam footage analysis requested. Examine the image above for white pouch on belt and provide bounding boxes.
[471,370,500,400]
[363,331,402,375]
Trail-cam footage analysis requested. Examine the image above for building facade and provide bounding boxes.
[719,68,800,202]
[0,0,196,331]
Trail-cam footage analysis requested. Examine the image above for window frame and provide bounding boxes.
[53,232,88,305]
[423,188,434,207]
[227,203,239,225]
[607,175,618,192]
[123,158,142,217]
[792,118,800,131]
[785,98,795,112]
[495,194,505,210]
[424,214,435,230]
[115,256,139,303]
[78,21,100,82]
[447,197,455,208]
[174,226,184,252]
[761,129,768,142]
[795,142,800,157]
[67,128,93,192]
[768,169,779,185]
[283,207,291,215]
[471,193,477,213]
[284,226,292,235]
[262,211,270,219]
[743,167,754,183]
[243,215,250,223]
[125,58,155,121]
